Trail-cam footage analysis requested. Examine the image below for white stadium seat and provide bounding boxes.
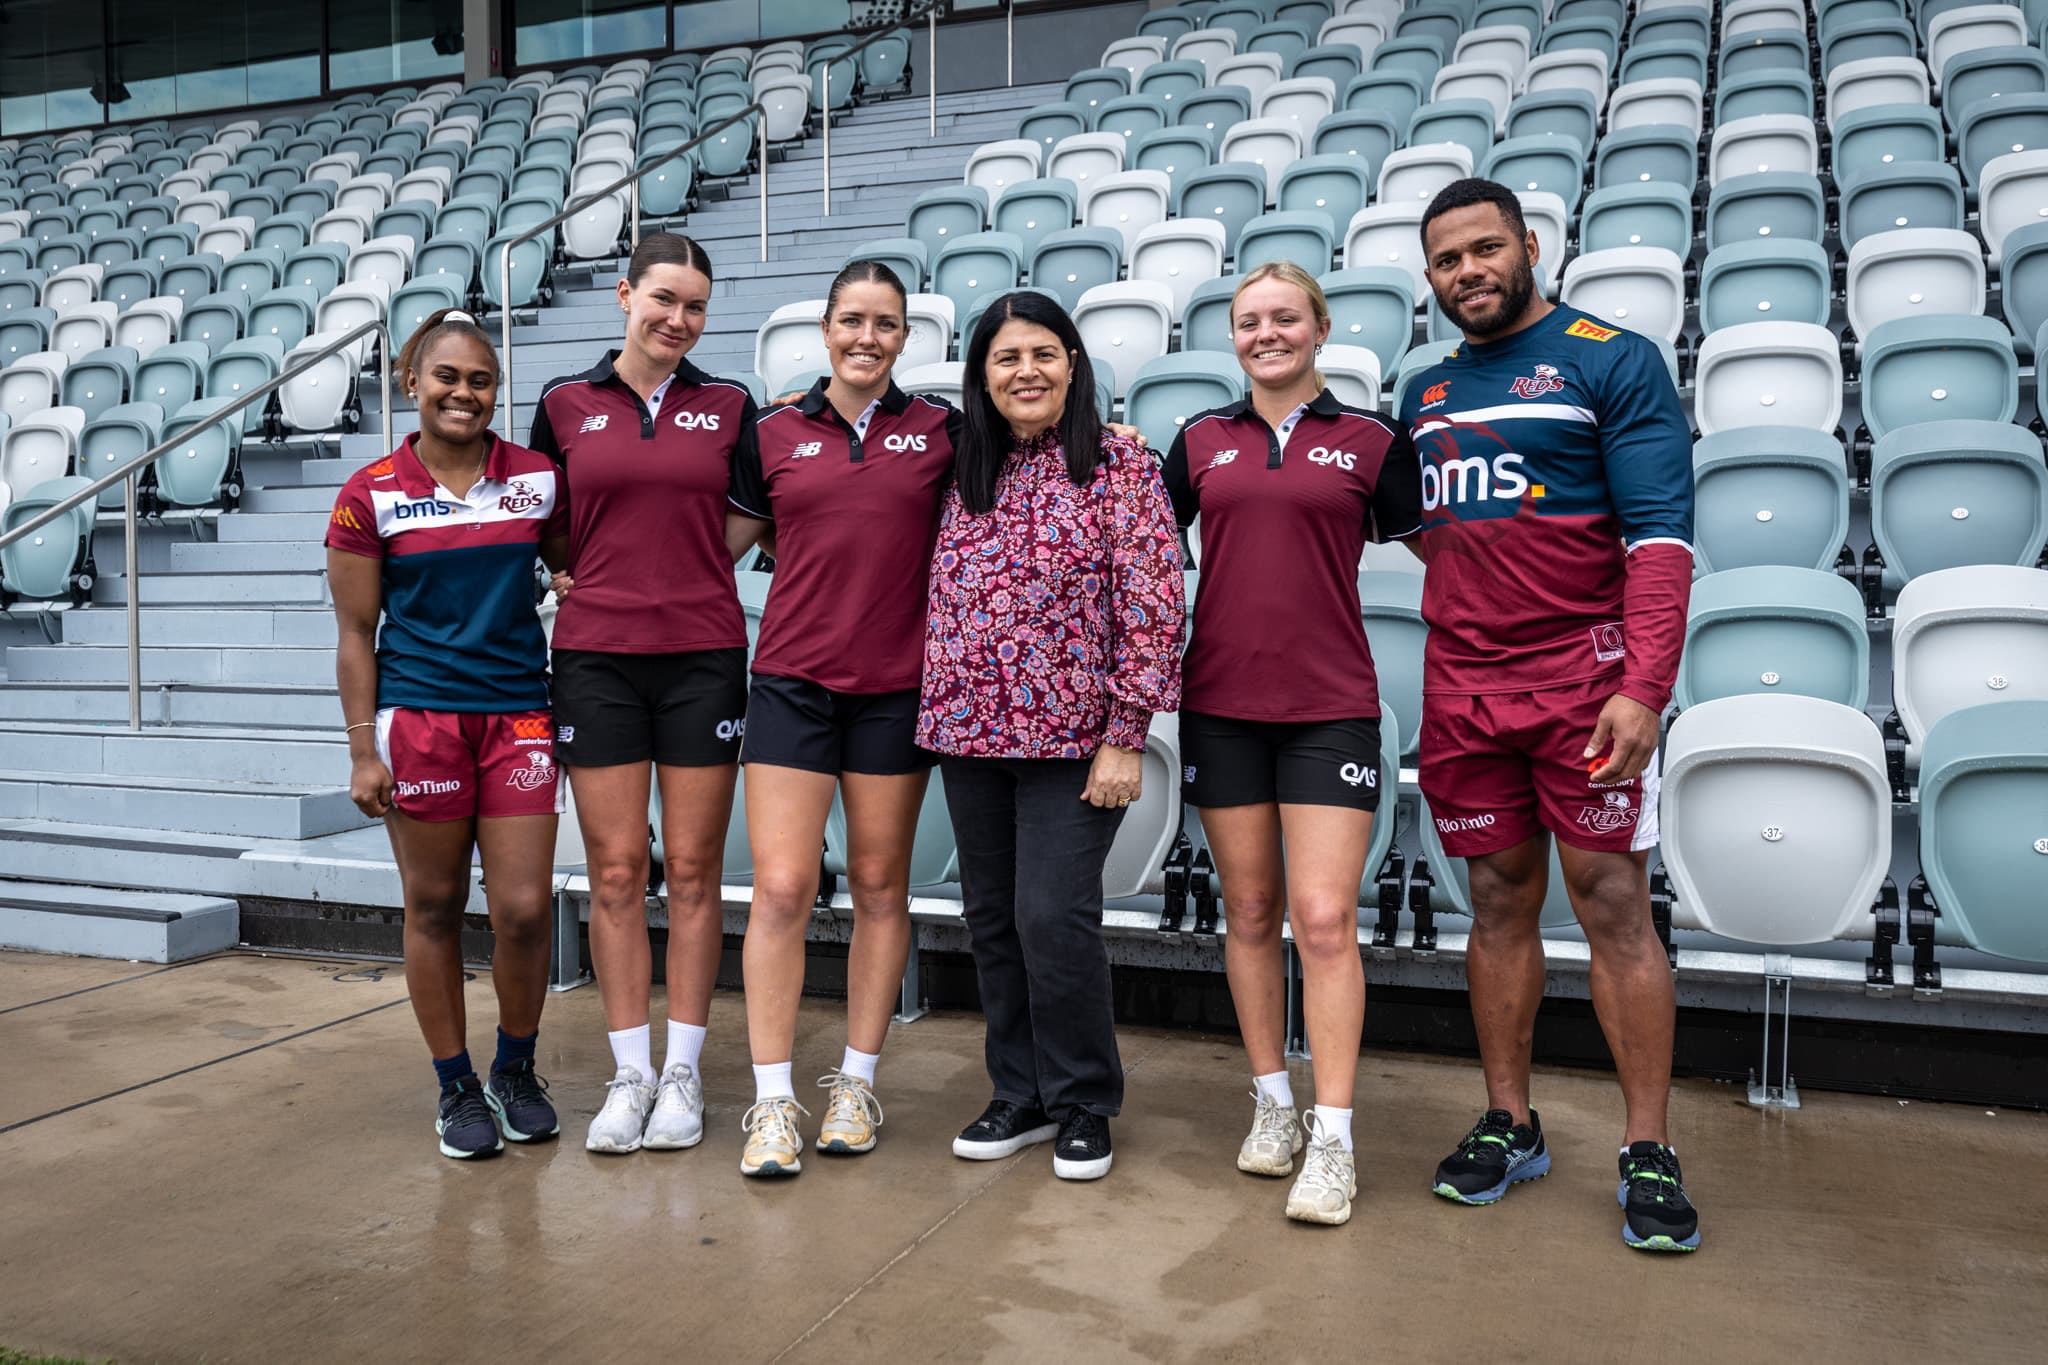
[1074,280,1175,400]
[1693,322,1844,435]
[1560,247,1687,344]
[1845,228,1987,339]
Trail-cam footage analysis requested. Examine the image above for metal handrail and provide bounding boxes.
[496,99,769,439]
[816,0,951,216]
[0,318,394,730]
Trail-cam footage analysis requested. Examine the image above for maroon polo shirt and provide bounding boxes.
[731,379,962,693]
[528,350,758,654]
[1161,389,1423,722]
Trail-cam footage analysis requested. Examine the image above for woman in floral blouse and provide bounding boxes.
[918,289,1185,1183]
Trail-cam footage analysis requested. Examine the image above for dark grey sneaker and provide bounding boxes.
[1619,1141,1701,1252]
[1431,1108,1549,1205]
[487,1058,559,1142]
[952,1099,1059,1160]
[1052,1111,1113,1181]
[437,1075,505,1160]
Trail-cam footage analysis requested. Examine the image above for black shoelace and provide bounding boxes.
[444,1080,495,1130]
[1623,1146,1687,1204]
[496,1061,550,1109]
[1458,1111,1518,1161]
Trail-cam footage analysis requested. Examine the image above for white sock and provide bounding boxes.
[607,1024,653,1085]
[839,1045,880,1086]
[1253,1070,1295,1109]
[665,1019,706,1077]
[1314,1104,1355,1152]
[753,1061,796,1103]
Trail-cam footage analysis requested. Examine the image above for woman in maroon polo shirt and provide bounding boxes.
[1160,262,1423,1227]
[527,232,764,1156]
[722,260,962,1178]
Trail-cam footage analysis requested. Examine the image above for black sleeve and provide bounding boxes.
[943,401,966,458]
[1160,428,1198,530]
[528,384,563,465]
[726,394,771,520]
[1370,423,1424,543]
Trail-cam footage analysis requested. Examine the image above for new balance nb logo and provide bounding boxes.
[1208,449,1238,469]
[578,414,609,434]
[792,441,823,459]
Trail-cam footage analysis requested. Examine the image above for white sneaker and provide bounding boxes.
[1284,1113,1358,1225]
[1237,1091,1305,1177]
[584,1065,656,1154]
[642,1061,705,1150]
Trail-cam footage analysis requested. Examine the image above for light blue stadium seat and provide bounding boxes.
[0,309,53,366]
[1290,44,1363,89]
[1135,59,1209,110]
[1831,104,1945,186]
[1941,49,2048,139]
[1175,164,1268,255]
[1178,85,1255,136]
[846,238,929,294]
[245,283,317,356]
[1179,275,1239,356]
[0,271,46,313]
[1319,266,1416,373]
[413,236,480,291]
[696,114,756,180]
[1838,162,1965,247]
[88,228,143,270]
[1821,18,1918,74]
[139,224,199,269]
[906,185,989,264]
[1235,210,1335,274]
[1094,95,1172,142]
[1676,567,1870,711]
[160,253,225,308]
[155,397,240,508]
[1691,427,1852,577]
[205,336,283,435]
[1630,7,1709,50]
[1248,19,1316,65]
[1917,700,2048,964]
[252,211,313,256]
[1871,421,2048,587]
[1622,40,1711,90]
[1276,154,1371,241]
[1819,0,1908,46]
[1137,7,1197,43]
[220,249,282,300]
[0,473,94,604]
[1358,570,1426,762]
[1310,110,1400,181]
[389,278,465,344]
[1698,239,1832,334]
[1714,69,1817,124]
[1028,227,1124,312]
[1341,71,1427,131]
[1481,133,1588,213]
[1132,126,1221,200]
[1594,124,1699,197]
[1719,29,1808,84]
[1392,6,1461,55]
[859,29,913,90]
[1860,315,2019,443]
[1408,99,1496,164]
[1958,93,2048,190]
[132,341,209,414]
[480,232,547,312]
[1018,102,1090,154]
[59,345,138,427]
[180,291,250,358]
[1504,88,1599,151]
[1066,66,1132,114]
[990,180,1080,262]
[79,400,165,508]
[1578,183,1693,256]
[2005,222,2048,360]
[1705,172,1828,251]
[1125,351,1246,451]
[932,232,1026,321]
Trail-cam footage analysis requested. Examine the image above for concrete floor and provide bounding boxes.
[2,949,2044,1365]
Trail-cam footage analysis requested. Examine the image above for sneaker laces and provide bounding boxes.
[443,1079,494,1130]
[599,1069,651,1115]
[1623,1145,1686,1204]
[1457,1109,1518,1161]
[1247,1091,1295,1143]
[741,1097,810,1148]
[495,1061,550,1108]
[657,1062,702,1111]
[817,1069,884,1129]
[1297,1114,1350,1190]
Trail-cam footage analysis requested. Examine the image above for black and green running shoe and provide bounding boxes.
[1618,1141,1700,1252]
[1431,1108,1549,1205]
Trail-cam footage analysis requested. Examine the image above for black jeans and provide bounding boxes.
[939,755,1128,1120]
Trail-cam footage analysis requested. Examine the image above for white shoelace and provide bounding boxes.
[740,1097,810,1149]
[1248,1091,1296,1143]
[817,1069,884,1129]
[600,1070,652,1115]
[1296,1112,1351,1191]
[656,1063,702,1111]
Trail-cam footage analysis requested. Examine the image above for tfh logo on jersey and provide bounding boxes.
[674,410,721,431]
[1576,790,1638,834]
[791,441,823,459]
[498,479,544,514]
[883,433,928,452]
[505,751,555,792]
[1208,449,1238,469]
[578,414,609,434]
[1307,446,1356,470]
[1509,364,1566,399]
[1565,318,1619,342]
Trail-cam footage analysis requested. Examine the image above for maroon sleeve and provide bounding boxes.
[1616,542,1691,714]
[324,475,381,559]
[1101,436,1187,750]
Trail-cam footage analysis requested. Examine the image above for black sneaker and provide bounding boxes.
[488,1058,560,1142]
[436,1075,505,1160]
[1431,1108,1550,1205]
[952,1099,1059,1160]
[1618,1141,1701,1252]
[1052,1111,1113,1181]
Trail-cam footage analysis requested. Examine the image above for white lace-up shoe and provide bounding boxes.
[1284,1112,1358,1225]
[1237,1091,1305,1176]
[584,1065,656,1154]
[642,1061,705,1150]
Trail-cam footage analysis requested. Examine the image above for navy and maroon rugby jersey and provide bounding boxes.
[730,378,963,693]
[1162,389,1422,722]
[528,350,758,654]
[326,434,567,712]
[1396,305,1694,713]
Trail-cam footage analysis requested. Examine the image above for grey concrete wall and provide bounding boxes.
[907,2,1152,94]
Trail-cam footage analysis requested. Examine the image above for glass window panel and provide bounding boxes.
[514,0,668,66]
[763,1,852,39]
[0,1,107,135]
[106,1,318,123]
[329,1,465,91]
[671,1,756,51]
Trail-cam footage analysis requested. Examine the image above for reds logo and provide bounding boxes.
[1509,364,1565,399]
[498,478,543,514]
[1575,790,1638,834]
[505,751,555,791]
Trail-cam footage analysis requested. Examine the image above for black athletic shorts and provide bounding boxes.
[740,673,935,776]
[550,647,748,768]
[1180,710,1383,811]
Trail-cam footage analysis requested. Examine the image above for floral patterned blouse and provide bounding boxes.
[917,428,1186,759]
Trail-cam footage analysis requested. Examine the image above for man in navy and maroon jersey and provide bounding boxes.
[1398,179,1701,1252]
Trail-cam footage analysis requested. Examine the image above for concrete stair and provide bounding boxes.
[0,878,238,962]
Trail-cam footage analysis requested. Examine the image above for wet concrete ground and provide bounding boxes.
[3,948,2043,1364]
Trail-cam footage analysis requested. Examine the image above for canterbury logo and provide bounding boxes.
[1421,381,1451,405]
[883,433,928,452]
[673,410,721,430]
[1306,446,1356,470]
[365,458,394,477]
[510,717,551,741]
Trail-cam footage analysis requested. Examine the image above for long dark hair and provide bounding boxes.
[955,290,1104,515]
